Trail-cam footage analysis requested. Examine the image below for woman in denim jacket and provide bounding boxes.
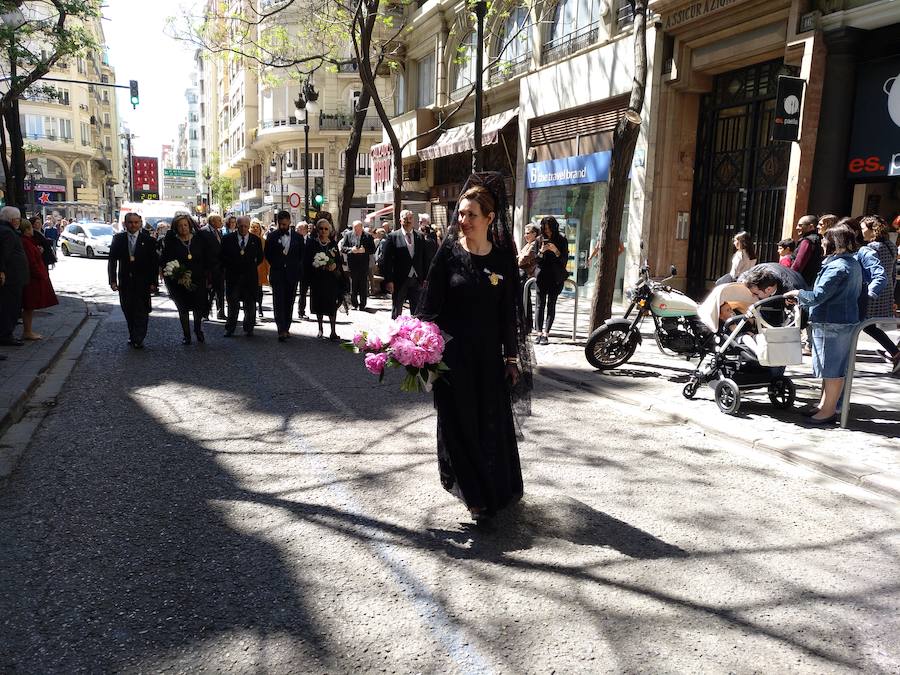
[784,224,862,424]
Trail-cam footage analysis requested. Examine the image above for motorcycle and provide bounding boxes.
[584,260,708,370]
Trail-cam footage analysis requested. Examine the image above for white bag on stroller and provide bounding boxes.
[740,306,803,367]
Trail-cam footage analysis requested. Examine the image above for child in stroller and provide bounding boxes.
[682,283,802,415]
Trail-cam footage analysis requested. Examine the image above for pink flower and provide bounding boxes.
[387,315,421,340]
[405,321,444,364]
[364,351,388,375]
[390,336,418,367]
[365,334,384,351]
[352,330,368,350]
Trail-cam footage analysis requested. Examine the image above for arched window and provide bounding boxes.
[33,157,66,180]
[452,31,477,92]
[72,161,85,187]
[550,0,601,42]
[496,6,530,65]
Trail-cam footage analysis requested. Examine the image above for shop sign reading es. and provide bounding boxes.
[846,54,900,178]
[526,151,612,189]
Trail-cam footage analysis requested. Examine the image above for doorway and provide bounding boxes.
[687,59,798,296]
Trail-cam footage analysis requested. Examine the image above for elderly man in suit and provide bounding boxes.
[201,213,226,320]
[381,208,431,319]
[340,219,376,311]
[221,215,265,337]
[108,212,159,348]
[0,206,29,347]
[265,209,305,341]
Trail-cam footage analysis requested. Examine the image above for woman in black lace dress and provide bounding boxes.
[160,215,211,345]
[303,218,345,340]
[419,174,532,522]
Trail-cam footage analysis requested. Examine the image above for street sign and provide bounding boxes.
[288,192,302,208]
[164,168,197,178]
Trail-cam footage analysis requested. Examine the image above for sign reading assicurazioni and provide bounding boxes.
[662,0,746,31]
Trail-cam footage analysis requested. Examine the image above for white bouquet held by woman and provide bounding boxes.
[312,251,333,269]
[162,260,195,290]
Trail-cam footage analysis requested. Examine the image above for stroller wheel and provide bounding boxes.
[768,376,796,409]
[714,379,741,415]
[682,378,699,399]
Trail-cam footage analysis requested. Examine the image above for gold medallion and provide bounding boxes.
[489,272,500,286]
[240,250,245,256]
[188,253,193,260]
[129,255,135,262]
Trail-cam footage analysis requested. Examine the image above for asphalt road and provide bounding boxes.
[1,252,898,673]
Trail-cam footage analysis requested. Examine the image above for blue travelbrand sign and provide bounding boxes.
[526,151,612,188]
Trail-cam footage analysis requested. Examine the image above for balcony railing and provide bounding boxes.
[615,0,634,31]
[24,132,73,143]
[319,112,382,131]
[489,52,531,85]
[337,60,359,74]
[541,19,602,65]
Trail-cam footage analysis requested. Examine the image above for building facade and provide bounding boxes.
[17,15,123,222]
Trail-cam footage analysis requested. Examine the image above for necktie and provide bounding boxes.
[215,229,221,243]
[240,236,246,250]
[128,234,136,257]
[406,231,413,253]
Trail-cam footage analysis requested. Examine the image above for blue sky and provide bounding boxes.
[103,0,196,158]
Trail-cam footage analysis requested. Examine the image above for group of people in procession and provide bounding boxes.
[2,173,899,521]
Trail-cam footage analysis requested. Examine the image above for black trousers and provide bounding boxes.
[536,286,562,333]
[272,281,298,333]
[349,267,369,309]
[207,272,224,316]
[225,281,257,334]
[297,279,310,316]
[0,283,24,340]
[118,289,150,345]
[391,276,422,319]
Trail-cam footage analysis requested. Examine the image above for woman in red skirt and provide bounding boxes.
[20,219,59,340]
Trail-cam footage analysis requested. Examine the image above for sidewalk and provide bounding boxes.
[359,293,900,501]
[0,295,88,436]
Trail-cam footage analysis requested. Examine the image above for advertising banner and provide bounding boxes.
[772,76,805,142]
[526,151,612,189]
[847,54,900,178]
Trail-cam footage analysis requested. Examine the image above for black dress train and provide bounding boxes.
[419,240,523,515]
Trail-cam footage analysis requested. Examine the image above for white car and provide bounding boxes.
[60,223,115,258]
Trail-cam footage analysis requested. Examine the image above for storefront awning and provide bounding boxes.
[417,109,518,162]
[364,205,394,223]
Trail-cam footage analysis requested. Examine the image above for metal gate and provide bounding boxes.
[687,60,798,296]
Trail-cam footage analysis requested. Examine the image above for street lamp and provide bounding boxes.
[269,150,294,211]
[203,166,211,213]
[25,161,43,219]
[294,77,319,219]
[472,0,487,173]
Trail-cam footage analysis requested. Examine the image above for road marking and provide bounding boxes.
[282,359,494,674]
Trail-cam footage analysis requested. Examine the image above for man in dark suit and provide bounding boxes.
[221,215,264,337]
[340,219,376,311]
[381,208,429,319]
[265,210,305,341]
[108,212,159,348]
[296,221,311,318]
[201,214,226,320]
[0,206,29,347]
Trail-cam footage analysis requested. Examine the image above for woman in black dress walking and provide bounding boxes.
[303,218,345,340]
[419,173,532,522]
[534,216,568,345]
[160,214,211,345]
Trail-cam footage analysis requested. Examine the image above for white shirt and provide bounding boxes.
[280,232,290,253]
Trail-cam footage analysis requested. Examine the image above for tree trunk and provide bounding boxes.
[338,88,372,232]
[588,0,648,331]
[4,100,27,213]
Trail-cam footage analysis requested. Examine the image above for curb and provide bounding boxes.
[538,365,900,503]
[0,299,98,482]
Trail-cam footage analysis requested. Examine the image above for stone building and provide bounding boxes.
[18,15,123,222]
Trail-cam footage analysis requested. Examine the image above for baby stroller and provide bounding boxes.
[682,291,803,415]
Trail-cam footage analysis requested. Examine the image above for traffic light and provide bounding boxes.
[313,177,324,206]
[129,80,139,108]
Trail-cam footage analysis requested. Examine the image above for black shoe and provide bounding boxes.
[127,339,134,347]
[0,337,24,346]
[806,414,838,425]
[329,332,340,342]
[278,335,286,343]
[182,336,192,345]
[798,405,819,418]
[223,330,234,337]
[133,342,144,349]
[196,331,205,343]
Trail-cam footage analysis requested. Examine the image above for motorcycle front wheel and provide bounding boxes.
[584,322,639,370]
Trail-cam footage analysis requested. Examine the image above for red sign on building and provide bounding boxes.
[132,156,159,200]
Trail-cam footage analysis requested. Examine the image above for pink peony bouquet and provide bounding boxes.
[343,316,449,392]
